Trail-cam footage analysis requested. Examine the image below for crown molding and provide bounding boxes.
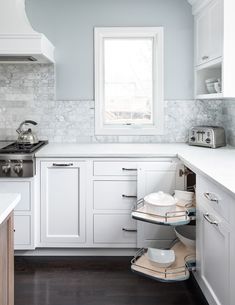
[187,0,213,15]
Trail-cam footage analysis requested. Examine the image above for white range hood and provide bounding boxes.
[0,0,55,63]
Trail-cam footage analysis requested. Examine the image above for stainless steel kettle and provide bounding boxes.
[16,120,39,144]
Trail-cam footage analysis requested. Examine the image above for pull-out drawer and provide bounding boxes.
[94,180,137,210]
[0,181,31,211]
[93,162,137,176]
[94,214,137,244]
[197,175,231,222]
[14,215,31,247]
[131,241,195,282]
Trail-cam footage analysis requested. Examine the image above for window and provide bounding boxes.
[95,27,164,135]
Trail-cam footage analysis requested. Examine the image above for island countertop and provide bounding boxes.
[0,193,21,225]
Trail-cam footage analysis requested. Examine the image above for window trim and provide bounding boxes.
[94,27,164,136]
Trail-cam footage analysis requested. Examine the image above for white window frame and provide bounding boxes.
[94,27,164,136]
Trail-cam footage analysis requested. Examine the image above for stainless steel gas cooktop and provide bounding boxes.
[0,140,48,177]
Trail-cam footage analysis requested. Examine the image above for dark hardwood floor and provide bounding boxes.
[15,257,208,305]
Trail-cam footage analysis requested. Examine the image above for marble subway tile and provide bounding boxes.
[0,64,233,144]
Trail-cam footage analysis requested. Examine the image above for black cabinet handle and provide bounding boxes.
[53,163,73,167]
[122,228,137,232]
[122,194,137,199]
[122,168,137,171]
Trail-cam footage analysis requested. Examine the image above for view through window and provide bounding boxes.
[104,38,153,125]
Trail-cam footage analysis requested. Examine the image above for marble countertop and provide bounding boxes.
[36,143,235,198]
[0,193,21,225]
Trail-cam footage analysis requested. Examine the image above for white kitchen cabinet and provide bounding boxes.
[137,160,185,248]
[196,202,230,305]
[94,214,137,245]
[94,180,137,210]
[194,0,235,99]
[195,0,223,66]
[196,175,232,305]
[0,179,34,250]
[40,161,86,245]
[14,215,31,246]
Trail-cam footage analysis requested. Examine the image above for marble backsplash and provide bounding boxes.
[0,64,232,144]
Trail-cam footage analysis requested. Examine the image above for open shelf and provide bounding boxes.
[132,199,196,226]
[195,59,222,99]
[131,241,196,282]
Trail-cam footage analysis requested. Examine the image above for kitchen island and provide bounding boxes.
[0,194,20,305]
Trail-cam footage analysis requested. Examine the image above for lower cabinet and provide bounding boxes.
[196,175,232,305]
[0,179,34,250]
[40,161,86,245]
[197,204,230,305]
[94,214,136,245]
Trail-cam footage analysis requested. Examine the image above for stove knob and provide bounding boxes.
[2,161,11,174]
[205,138,211,144]
[190,136,196,142]
[14,162,23,174]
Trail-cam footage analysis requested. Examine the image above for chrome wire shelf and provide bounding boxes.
[131,242,196,282]
[132,199,195,226]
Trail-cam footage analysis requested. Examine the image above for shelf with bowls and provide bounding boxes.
[131,241,196,282]
[195,59,222,99]
[132,192,196,226]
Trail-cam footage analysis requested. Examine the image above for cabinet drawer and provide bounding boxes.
[197,176,231,222]
[94,214,137,244]
[93,162,137,176]
[0,181,31,211]
[94,180,137,210]
[14,215,31,246]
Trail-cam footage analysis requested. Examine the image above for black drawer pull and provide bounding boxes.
[122,168,137,171]
[122,228,137,232]
[53,163,73,167]
[122,194,137,199]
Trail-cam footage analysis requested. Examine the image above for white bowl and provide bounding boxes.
[174,190,194,201]
[174,225,196,249]
[214,82,221,93]
[144,192,176,216]
[206,83,217,94]
[174,190,194,207]
[205,78,217,84]
[147,248,175,268]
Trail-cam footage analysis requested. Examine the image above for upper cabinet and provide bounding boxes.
[195,0,223,66]
[193,0,235,99]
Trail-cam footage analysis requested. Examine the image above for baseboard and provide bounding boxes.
[14,248,138,256]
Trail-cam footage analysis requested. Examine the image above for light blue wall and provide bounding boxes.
[26,0,193,101]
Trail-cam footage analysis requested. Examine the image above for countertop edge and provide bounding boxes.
[0,194,21,225]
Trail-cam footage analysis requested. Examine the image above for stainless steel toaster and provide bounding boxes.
[189,126,226,148]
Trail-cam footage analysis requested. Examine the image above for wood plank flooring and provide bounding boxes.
[15,257,208,305]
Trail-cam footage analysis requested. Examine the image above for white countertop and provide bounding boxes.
[36,143,185,158]
[36,143,235,198]
[0,193,21,225]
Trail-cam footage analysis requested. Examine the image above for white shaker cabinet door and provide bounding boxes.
[195,0,223,66]
[196,8,210,66]
[40,161,86,244]
[137,161,185,248]
[197,204,230,305]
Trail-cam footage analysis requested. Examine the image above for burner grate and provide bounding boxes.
[0,141,47,154]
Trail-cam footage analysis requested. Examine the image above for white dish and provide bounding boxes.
[144,192,177,216]
[174,198,193,208]
[174,190,194,201]
[147,248,175,268]
[205,78,217,84]
[174,225,196,249]
[206,83,217,94]
[174,190,194,207]
[214,81,221,93]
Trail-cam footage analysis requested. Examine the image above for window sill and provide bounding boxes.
[95,126,164,136]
